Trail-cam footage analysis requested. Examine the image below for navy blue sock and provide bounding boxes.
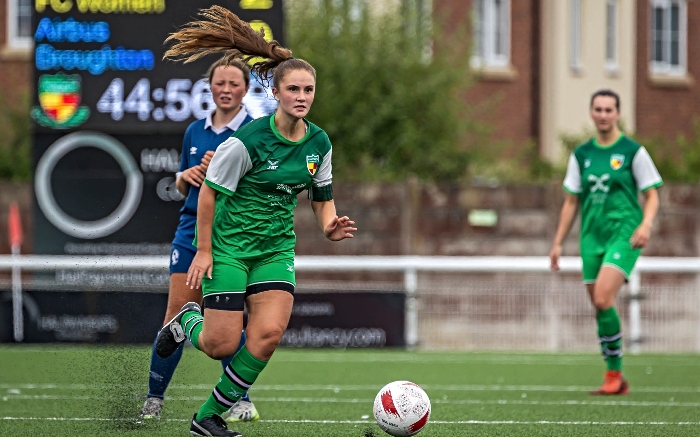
[220,330,251,402]
[147,332,184,399]
[147,330,249,400]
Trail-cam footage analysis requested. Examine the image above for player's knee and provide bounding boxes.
[203,337,239,360]
[256,325,286,353]
[592,295,613,311]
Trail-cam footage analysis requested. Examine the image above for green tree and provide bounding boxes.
[285,0,479,182]
[0,92,31,182]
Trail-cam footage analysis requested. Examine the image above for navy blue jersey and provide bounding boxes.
[172,108,254,249]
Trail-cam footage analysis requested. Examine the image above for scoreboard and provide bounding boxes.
[32,1,282,133]
[31,0,283,257]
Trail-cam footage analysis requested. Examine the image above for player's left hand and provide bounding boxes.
[324,216,356,241]
[200,151,215,171]
[629,223,651,249]
[549,245,562,272]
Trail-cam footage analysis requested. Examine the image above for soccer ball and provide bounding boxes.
[373,380,431,436]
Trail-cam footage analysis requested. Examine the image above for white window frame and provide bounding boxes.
[400,0,433,62]
[605,0,618,71]
[471,0,511,69]
[649,0,687,76]
[416,0,433,62]
[569,0,582,72]
[6,0,32,50]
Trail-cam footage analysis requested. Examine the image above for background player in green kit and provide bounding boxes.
[155,6,357,436]
[550,89,662,395]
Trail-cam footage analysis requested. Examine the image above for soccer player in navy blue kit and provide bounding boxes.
[139,57,260,423]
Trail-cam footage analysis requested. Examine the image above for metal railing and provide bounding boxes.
[3,255,699,352]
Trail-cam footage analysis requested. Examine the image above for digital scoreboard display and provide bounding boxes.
[32,0,283,133]
[31,0,284,261]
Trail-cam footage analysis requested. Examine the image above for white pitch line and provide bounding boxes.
[264,354,700,367]
[2,383,699,393]
[237,384,700,394]
[1,417,699,426]
[3,394,700,408]
[428,421,700,426]
[2,347,698,367]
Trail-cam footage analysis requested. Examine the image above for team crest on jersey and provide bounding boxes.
[610,154,625,170]
[306,154,320,175]
[171,249,180,266]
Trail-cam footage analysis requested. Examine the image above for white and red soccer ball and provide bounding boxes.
[373,380,431,436]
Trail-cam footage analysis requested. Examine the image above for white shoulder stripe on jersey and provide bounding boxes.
[205,137,253,194]
[632,146,663,191]
[562,153,582,194]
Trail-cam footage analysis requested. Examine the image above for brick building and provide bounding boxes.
[434,0,700,162]
[0,0,31,110]
[635,0,700,143]
[0,0,698,162]
[435,0,541,151]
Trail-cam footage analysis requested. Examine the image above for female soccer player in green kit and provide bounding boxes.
[140,57,259,424]
[550,89,662,395]
[154,6,356,436]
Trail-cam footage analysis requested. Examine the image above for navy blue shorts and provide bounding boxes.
[170,243,196,274]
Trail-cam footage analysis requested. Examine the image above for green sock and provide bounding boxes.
[181,310,203,350]
[196,346,268,421]
[597,307,622,371]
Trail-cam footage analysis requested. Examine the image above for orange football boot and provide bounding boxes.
[590,370,629,395]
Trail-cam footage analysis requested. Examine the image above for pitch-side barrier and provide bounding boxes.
[1,255,698,352]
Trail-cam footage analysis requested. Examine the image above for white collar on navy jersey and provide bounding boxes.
[204,105,249,135]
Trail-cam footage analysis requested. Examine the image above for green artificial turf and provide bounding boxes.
[1,345,699,436]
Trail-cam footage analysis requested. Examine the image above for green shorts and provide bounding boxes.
[201,251,296,311]
[581,240,641,283]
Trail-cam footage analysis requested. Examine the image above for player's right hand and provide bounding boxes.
[549,245,561,272]
[187,250,213,290]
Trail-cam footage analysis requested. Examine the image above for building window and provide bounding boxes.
[650,0,686,75]
[605,0,618,70]
[402,0,433,62]
[569,0,582,72]
[471,0,511,69]
[7,0,32,50]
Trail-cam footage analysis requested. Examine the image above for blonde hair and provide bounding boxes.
[164,6,315,85]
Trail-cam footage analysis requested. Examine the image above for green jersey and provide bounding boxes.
[563,134,662,255]
[203,114,333,259]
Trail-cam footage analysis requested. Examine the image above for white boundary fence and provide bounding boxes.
[2,255,699,351]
